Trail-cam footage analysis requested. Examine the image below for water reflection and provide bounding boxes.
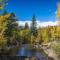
[17,44,47,59]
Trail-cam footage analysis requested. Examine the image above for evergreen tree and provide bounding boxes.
[24,22,29,29]
[2,10,7,15]
[30,15,37,37]
[4,12,18,46]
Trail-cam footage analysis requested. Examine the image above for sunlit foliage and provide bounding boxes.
[0,0,9,10]
[18,29,31,44]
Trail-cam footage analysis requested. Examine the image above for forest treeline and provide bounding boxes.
[0,11,60,57]
[0,11,60,45]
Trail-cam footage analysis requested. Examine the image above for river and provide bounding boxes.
[17,44,48,60]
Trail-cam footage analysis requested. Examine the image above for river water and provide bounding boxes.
[17,44,47,59]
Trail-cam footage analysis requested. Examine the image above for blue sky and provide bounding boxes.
[6,0,60,22]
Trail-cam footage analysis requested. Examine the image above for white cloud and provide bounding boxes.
[17,21,31,27]
[17,20,57,27]
[38,21,57,27]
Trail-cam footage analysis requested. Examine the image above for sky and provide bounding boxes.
[6,0,60,27]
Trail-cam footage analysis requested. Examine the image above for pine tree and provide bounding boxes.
[2,10,7,15]
[4,13,18,46]
[30,15,37,37]
[24,22,29,29]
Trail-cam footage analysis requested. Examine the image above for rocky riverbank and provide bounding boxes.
[42,43,59,60]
